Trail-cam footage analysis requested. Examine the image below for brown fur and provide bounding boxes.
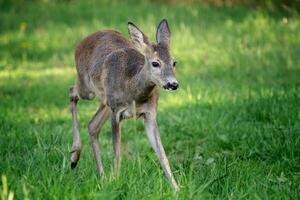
[69,20,179,191]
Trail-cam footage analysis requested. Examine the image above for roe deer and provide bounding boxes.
[69,19,179,191]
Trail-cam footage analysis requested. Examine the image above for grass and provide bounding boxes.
[0,0,300,199]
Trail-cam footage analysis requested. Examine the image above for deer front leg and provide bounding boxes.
[144,113,179,191]
[69,86,82,169]
[111,113,122,176]
[88,105,111,176]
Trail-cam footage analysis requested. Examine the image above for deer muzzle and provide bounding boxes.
[163,81,179,91]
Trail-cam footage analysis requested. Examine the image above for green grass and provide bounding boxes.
[1,0,300,199]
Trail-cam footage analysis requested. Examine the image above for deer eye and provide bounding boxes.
[152,61,160,68]
[173,61,177,67]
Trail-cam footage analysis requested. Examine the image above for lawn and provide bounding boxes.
[0,0,300,199]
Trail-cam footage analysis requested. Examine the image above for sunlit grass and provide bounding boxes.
[0,0,300,199]
[0,67,74,79]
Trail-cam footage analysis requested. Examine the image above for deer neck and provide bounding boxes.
[132,64,156,102]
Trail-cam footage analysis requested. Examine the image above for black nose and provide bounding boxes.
[166,82,179,90]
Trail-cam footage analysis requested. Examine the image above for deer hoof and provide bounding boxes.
[71,162,78,169]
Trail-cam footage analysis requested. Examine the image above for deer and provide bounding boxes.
[69,19,179,191]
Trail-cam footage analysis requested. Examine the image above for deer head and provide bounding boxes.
[128,19,178,91]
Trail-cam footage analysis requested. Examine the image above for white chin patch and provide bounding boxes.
[164,88,173,92]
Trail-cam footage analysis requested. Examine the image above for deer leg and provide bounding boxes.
[111,113,122,176]
[88,104,111,176]
[69,86,81,169]
[144,113,179,191]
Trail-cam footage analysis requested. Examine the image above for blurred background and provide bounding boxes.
[0,0,299,199]
[1,0,300,9]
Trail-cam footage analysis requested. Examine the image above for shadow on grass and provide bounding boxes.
[1,0,293,31]
[1,2,253,64]
[0,37,73,66]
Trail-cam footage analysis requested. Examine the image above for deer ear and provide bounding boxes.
[156,19,170,45]
[128,22,150,52]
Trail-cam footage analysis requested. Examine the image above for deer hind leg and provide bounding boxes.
[69,85,82,169]
[88,104,111,176]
